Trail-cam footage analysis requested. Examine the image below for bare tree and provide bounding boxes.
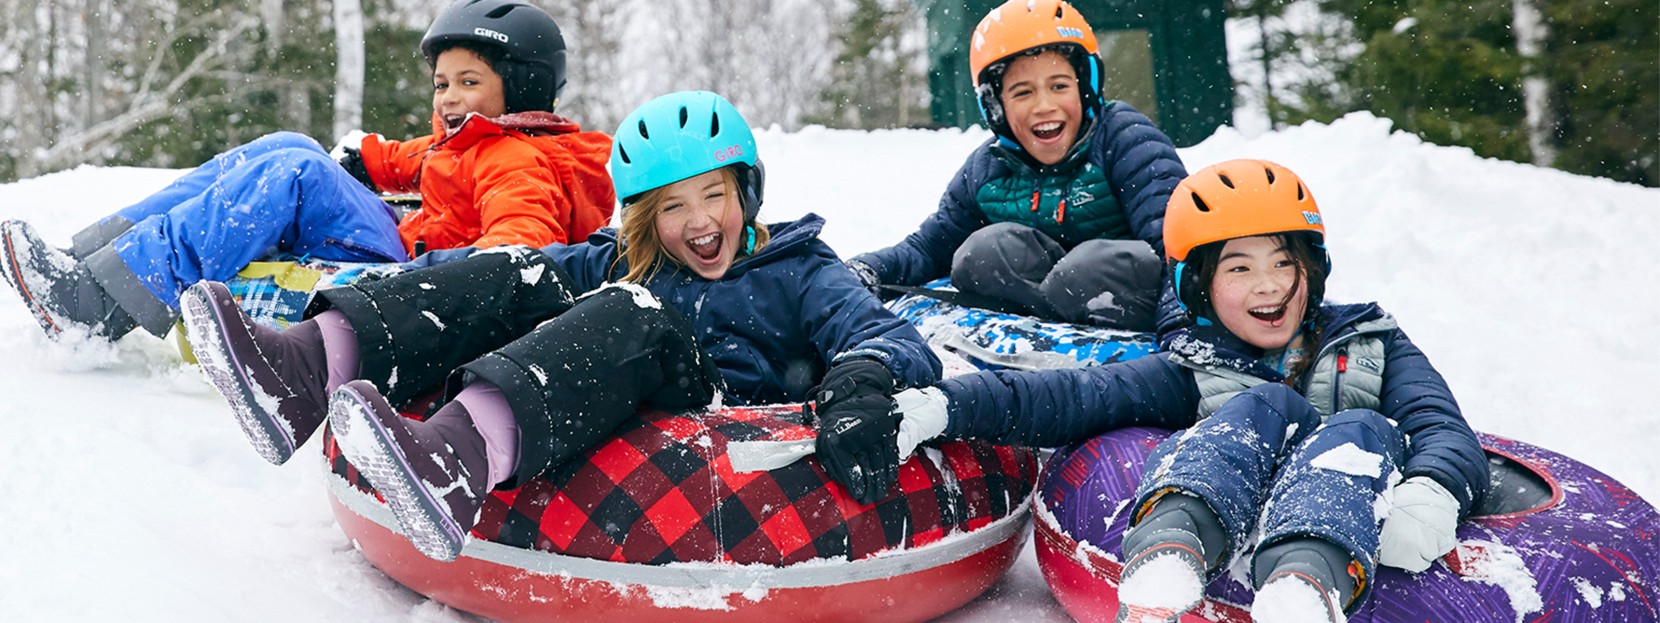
[334,0,366,139]
[1512,0,1556,167]
[545,0,630,132]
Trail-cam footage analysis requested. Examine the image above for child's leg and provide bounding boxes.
[452,284,722,487]
[1129,383,1324,563]
[181,282,358,465]
[309,246,578,409]
[1038,238,1162,330]
[100,132,329,237]
[93,141,406,334]
[1253,409,1407,615]
[327,284,721,561]
[949,222,1066,318]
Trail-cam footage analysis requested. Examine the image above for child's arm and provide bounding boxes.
[935,356,1197,448]
[468,139,567,248]
[1095,105,1188,257]
[1378,328,1491,518]
[799,249,943,389]
[355,134,436,194]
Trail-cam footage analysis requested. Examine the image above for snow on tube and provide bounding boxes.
[1035,427,1660,622]
[321,403,1039,622]
[886,279,1155,372]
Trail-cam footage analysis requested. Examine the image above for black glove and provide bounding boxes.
[845,260,882,297]
[335,146,378,193]
[811,358,900,505]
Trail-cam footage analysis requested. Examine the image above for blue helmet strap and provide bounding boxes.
[743,224,756,256]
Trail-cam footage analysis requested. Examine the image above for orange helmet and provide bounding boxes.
[1163,159,1324,263]
[969,0,1103,140]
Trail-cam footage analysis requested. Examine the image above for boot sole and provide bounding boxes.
[180,284,296,465]
[329,383,465,562]
[1,222,67,337]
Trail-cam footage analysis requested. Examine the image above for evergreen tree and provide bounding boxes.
[811,0,929,129]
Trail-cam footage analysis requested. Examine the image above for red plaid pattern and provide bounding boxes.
[323,403,1037,566]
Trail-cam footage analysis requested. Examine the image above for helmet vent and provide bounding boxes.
[486,5,513,18]
[618,145,631,164]
[1297,183,1306,200]
[1191,191,1211,212]
[1218,173,1235,189]
[638,119,649,139]
[1263,166,1276,184]
[1055,5,1065,18]
[710,109,721,136]
[678,106,689,128]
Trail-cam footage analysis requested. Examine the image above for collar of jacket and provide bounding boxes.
[988,103,1104,176]
[1164,301,1389,379]
[427,111,583,148]
[587,213,830,282]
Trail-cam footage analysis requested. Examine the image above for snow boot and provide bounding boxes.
[1115,493,1227,623]
[1250,538,1355,623]
[181,281,329,465]
[328,380,490,562]
[1,219,138,339]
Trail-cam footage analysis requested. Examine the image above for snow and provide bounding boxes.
[1307,442,1384,478]
[2,113,1658,622]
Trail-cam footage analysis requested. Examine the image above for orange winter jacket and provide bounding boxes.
[356,111,615,255]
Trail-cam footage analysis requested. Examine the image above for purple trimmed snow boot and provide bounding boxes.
[1249,539,1354,623]
[180,281,329,465]
[328,380,490,562]
[1115,493,1226,623]
[1,219,137,339]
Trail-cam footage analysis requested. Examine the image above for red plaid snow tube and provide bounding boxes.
[321,403,1037,622]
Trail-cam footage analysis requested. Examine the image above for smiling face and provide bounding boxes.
[431,46,507,131]
[654,170,745,280]
[1208,236,1309,350]
[999,50,1084,166]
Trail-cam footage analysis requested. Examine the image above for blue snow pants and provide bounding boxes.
[88,132,408,333]
[1132,383,1406,608]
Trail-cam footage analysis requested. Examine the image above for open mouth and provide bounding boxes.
[1248,305,1287,323]
[1031,121,1065,141]
[687,232,723,262]
[442,114,466,130]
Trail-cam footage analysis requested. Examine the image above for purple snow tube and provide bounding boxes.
[1035,427,1660,622]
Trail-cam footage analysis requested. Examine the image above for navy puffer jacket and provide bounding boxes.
[937,302,1490,517]
[852,101,1186,286]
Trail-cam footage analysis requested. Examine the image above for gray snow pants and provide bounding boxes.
[949,222,1162,331]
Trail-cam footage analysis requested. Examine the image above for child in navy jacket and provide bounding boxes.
[848,0,1186,332]
[868,160,1489,622]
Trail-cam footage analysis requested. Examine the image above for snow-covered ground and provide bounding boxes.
[0,113,1655,622]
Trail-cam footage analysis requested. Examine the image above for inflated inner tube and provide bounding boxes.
[323,403,1039,622]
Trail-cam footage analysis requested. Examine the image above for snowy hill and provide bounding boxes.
[0,113,1655,622]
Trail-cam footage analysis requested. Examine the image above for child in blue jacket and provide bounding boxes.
[847,0,1186,332]
[178,91,941,562]
[862,160,1489,622]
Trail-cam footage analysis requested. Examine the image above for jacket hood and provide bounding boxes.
[428,111,584,141]
[582,213,829,282]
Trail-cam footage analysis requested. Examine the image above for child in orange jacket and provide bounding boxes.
[1,0,614,344]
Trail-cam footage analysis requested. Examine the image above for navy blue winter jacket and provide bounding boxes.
[411,214,942,405]
[937,302,1489,516]
[851,101,1186,286]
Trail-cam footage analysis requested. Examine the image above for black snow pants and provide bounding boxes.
[309,247,722,485]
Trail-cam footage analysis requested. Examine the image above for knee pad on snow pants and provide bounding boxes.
[309,247,578,408]
[457,285,723,487]
[1039,238,1162,331]
[949,222,1065,318]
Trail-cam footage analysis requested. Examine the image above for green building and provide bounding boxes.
[918,0,1232,147]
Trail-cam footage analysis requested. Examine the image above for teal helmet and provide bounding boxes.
[611,91,765,221]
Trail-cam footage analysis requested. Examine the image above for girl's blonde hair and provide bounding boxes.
[614,166,771,284]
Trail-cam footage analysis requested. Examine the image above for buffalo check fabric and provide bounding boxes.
[324,403,1037,565]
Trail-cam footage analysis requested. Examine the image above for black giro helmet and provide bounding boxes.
[421,0,567,114]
